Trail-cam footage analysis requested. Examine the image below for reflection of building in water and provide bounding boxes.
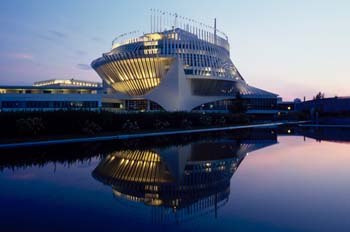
[93,137,276,223]
[278,126,350,143]
[302,127,350,143]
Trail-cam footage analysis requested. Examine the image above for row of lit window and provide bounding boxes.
[2,90,97,94]
[112,150,161,162]
[140,40,234,78]
[1,101,99,108]
[34,80,101,87]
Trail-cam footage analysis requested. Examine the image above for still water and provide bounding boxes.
[1,126,350,232]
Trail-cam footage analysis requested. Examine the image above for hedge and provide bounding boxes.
[0,110,250,139]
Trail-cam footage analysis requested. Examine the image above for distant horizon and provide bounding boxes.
[1,0,349,101]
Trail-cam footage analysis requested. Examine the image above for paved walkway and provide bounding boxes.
[0,121,305,149]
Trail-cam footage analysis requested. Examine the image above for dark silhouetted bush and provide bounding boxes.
[81,120,102,135]
[0,110,251,140]
[16,117,45,136]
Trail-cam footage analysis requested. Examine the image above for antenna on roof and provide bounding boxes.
[174,13,178,30]
[214,18,217,45]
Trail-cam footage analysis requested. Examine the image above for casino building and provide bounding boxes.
[91,10,278,112]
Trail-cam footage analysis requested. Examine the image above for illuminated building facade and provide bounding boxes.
[0,79,103,111]
[33,78,102,88]
[92,10,278,112]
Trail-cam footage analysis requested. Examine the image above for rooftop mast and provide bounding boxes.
[214,18,217,45]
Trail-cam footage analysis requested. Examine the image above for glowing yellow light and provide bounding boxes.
[146,33,163,40]
[288,129,291,134]
[148,199,162,206]
[97,57,174,96]
[287,106,291,110]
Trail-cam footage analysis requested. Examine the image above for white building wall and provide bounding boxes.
[146,58,236,111]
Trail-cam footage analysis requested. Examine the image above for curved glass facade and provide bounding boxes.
[91,16,277,112]
[94,54,173,96]
[92,28,244,97]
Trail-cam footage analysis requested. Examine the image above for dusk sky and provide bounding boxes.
[0,0,349,100]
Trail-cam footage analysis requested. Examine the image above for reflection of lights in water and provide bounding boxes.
[92,138,277,224]
[93,150,238,223]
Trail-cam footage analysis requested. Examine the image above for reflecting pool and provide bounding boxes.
[1,126,350,231]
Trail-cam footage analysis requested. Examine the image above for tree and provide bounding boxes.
[314,92,325,100]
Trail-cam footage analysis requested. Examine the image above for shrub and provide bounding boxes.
[153,119,170,129]
[199,114,212,126]
[16,117,45,136]
[81,120,102,135]
[122,120,139,131]
[214,116,226,126]
[180,119,192,129]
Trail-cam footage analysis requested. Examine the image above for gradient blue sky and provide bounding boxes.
[0,0,349,100]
